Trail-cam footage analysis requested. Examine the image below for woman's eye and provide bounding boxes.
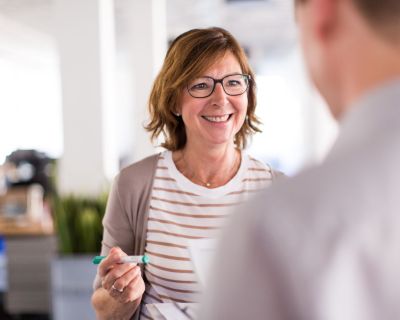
[227,80,241,87]
[192,83,209,90]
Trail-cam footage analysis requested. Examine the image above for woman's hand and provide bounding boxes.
[98,247,145,304]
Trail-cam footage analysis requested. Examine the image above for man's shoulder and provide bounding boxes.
[249,133,400,231]
[244,152,356,232]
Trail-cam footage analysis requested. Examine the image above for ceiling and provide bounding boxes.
[0,0,298,69]
[165,0,298,56]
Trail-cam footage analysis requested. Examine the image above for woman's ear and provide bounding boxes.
[173,106,182,117]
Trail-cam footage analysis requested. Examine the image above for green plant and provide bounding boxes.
[52,194,107,254]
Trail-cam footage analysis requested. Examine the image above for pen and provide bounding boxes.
[92,254,150,265]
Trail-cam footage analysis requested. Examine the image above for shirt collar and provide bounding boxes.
[329,77,400,158]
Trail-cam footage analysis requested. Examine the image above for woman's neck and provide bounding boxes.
[172,143,241,188]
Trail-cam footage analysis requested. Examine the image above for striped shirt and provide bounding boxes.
[140,150,274,319]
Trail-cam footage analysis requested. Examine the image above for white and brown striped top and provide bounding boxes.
[140,150,274,320]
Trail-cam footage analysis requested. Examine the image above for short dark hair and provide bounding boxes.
[295,0,400,41]
[146,27,261,151]
[353,0,400,41]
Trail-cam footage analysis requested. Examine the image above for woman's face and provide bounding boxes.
[178,52,248,149]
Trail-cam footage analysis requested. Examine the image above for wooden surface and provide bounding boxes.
[0,185,53,236]
[0,217,53,236]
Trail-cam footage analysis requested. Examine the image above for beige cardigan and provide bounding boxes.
[93,152,283,319]
[93,153,160,320]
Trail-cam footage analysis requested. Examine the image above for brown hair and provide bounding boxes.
[295,0,400,41]
[145,27,261,151]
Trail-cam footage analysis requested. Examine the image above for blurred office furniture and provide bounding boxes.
[0,236,12,320]
[0,216,55,318]
[5,234,56,316]
[0,151,55,319]
[51,255,97,320]
[0,236,7,293]
[4,150,53,196]
[0,185,55,317]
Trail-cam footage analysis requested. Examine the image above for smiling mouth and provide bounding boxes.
[202,114,233,123]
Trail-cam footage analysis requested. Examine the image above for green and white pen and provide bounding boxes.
[92,254,150,265]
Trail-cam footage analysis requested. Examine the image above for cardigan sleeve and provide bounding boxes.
[92,153,160,291]
[92,173,136,290]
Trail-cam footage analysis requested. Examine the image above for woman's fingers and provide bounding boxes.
[109,265,141,292]
[96,247,144,303]
[98,247,135,290]
[117,267,145,304]
[102,262,137,291]
[98,247,125,278]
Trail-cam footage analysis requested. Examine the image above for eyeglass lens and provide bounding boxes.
[188,74,249,98]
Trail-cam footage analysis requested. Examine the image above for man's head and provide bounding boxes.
[295,0,400,119]
[296,0,400,41]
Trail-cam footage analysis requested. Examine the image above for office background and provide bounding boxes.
[0,0,337,319]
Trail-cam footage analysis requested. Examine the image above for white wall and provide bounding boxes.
[0,13,62,164]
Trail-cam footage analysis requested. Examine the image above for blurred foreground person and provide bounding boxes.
[199,0,400,319]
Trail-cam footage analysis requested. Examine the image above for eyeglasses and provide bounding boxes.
[187,74,251,98]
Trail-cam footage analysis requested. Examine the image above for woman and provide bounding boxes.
[92,27,282,320]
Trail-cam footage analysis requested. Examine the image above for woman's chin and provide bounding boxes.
[202,136,235,147]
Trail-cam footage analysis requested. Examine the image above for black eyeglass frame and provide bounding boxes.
[186,73,251,99]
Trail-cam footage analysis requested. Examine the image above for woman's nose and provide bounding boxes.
[210,83,228,106]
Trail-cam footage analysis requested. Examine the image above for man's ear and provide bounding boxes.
[313,0,338,41]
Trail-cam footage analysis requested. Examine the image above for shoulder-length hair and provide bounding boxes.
[145,27,261,150]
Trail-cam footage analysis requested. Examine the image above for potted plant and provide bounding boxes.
[51,193,107,320]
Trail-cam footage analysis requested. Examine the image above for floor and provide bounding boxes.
[0,293,50,320]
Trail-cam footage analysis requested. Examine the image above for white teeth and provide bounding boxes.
[203,114,230,122]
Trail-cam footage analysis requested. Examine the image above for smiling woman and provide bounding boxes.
[91,27,283,320]
[146,27,260,151]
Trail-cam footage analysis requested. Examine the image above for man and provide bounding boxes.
[199,0,400,319]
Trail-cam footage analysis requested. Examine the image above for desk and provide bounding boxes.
[0,218,53,236]
[0,217,55,315]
